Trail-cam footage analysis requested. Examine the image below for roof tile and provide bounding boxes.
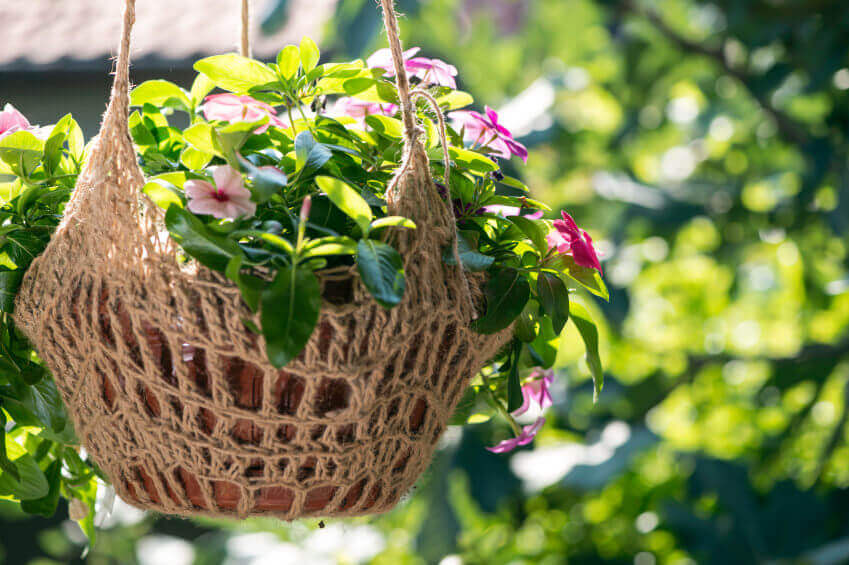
[0,0,337,70]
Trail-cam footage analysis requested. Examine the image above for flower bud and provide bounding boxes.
[300,195,312,224]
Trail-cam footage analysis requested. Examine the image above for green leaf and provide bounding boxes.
[295,131,333,174]
[142,179,184,210]
[130,80,191,112]
[180,146,213,170]
[43,114,77,174]
[225,256,264,312]
[164,206,242,271]
[0,411,20,483]
[509,216,548,254]
[553,255,609,300]
[315,175,373,234]
[442,233,495,271]
[514,302,538,343]
[368,216,416,233]
[277,45,301,80]
[19,377,67,432]
[506,341,524,412]
[183,122,219,156]
[0,434,49,500]
[300,37,321,72]
[238,157,288,203]
[189,73,216,108]
[435,90,474,110]
[364,115,404,138]
[529,317,558,369]
[257,233,295,255]
[0,268,24,313]
[0,131,44,178]
[20,458,61,517]
[215,119,268,165]
[194,54,279,92]
[447,146,498,173]
[356,239,406,308]
[472,269,530,334]
[570,301,603,401]
[302,236,357,258]
[449,386,479,425]
[537,272,570,334]
[260,266,321,368]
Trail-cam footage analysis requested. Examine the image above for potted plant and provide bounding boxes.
[0,0,605,527]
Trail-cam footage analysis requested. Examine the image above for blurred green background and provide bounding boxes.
[3,0,849,563]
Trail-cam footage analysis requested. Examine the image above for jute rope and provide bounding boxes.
[241,0,251,57]
[12,0,511,520]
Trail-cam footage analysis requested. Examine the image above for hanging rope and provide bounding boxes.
[241,0,252,57]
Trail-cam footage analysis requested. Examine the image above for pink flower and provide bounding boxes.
[0,104,32,140]
[332,97,398,122]
[184,165,256,219]
[200,94,286,133]
[483,205,543,219]
[486,417,546,454]
[512,368,554,417]
[406,57,458,88]
[450,106,528,162]
[367,47,458,88]
[547,211,602,274]
[367,47,420,74]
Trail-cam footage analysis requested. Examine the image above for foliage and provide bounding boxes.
[0,33,606,538]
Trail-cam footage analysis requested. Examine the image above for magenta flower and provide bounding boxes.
[201,94,286,133]
[450,107,528,162]
[547,211,603,274]
[332,97,398,122]
[486,417,546,454]
[483,205,543,219]
[0,104,32,140]
[367,47,458,88]
[184,165,256,219]
[512,368,554,417]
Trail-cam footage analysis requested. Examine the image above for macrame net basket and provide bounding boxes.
[13,0,511,519]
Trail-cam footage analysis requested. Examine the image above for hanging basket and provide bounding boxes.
[12,0,511,519]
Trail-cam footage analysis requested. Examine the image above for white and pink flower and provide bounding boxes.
[0,104,33,140]
[200,94,287,133]
[184,165,256,219]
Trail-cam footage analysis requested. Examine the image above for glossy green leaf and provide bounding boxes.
[164,206,242,271]
[300,37,321,72]
[442,233,495,271]
[538,271,570,334]
[130,80,192,112]
[20,458,61,517]
[509,216,549,254]
[0,131,44,177]
[368,216,416,232]
[194,54,279,92]
[260,266,321,368]
[0,435,48,500]
[0,269,23,313]
[277,45,301,80]
[189,73,216,108]
[315,175,373,234]
[142,179,183,210]
[570,301,603,401]
[472,269,531,334]
[294,131,333,174]
[356,239,406,308]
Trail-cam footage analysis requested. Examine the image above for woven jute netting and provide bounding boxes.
[13,0,511,519]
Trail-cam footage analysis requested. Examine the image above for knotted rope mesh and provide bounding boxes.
[13,0,511,519]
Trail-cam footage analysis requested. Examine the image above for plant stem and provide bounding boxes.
[481,372,522,437]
